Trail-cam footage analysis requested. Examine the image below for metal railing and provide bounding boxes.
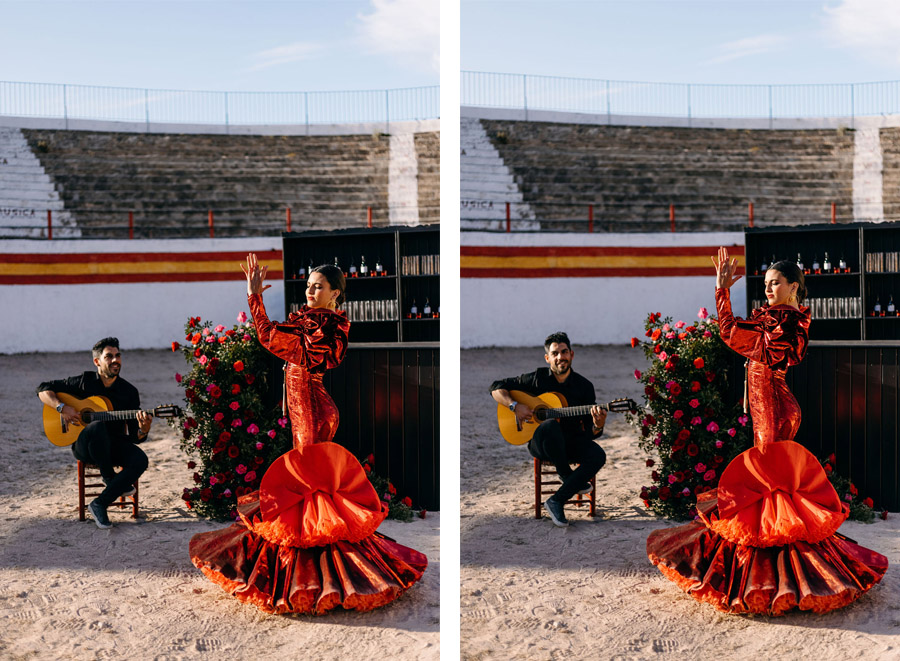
[462,71,900,122]
[0,81,439,129]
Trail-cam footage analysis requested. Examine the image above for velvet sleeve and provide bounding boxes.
[715,288,809,370]
[248,294,350,369]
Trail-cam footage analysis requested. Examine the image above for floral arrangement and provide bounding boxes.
[628,308,754,520]
[630,308,886,524]
[170,313,421,522]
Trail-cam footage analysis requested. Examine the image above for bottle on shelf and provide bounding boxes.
[796,253,806,274]
[360,255,369,277]
[839,254,848,273]
[307,258,315,277]
[874,296,882,317]
[408,299,417,319]
[349,258,358,278]
[823,252,831,274]
[759,256,768,275]
[423,297,432,317]
[812,255,820,274]
[435,306,440,319]
[297,262,307,279]
[376,256,384,277]
[889,295,896,316]
[333,256,345,276]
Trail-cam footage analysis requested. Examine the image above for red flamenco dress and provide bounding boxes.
[189,294,427,614]
[647,289,887,615]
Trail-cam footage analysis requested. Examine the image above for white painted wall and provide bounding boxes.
[461,232,746,348]
[1,238,283,354]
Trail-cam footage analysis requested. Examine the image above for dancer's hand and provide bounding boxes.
[711,246,742,289]
[241,253,271,296]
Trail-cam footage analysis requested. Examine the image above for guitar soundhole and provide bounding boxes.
[80,410,93,424]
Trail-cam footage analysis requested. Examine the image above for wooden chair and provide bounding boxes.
[534,458,596,519]
[77,460,139,520]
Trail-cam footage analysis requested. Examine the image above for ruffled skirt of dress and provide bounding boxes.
[189,442,428,614]
[647,441,888,615]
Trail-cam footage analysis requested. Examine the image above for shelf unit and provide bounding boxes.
[282,225,439,344]
[745,222,900,341]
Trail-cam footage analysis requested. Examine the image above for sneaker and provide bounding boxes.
[543,498,569,527]
[88,499,112,529]
[576,483,593,495]
[102,476,136,497]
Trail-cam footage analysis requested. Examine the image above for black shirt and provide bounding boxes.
[37,371,142,441]
[490,367,597,441]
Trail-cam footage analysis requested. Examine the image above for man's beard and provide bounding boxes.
[550,362,570,376]
[100,365,120,379]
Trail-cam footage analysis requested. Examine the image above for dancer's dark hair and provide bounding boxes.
[310,265,346,306]
[767,260,807,304]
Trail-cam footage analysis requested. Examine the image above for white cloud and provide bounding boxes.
[242,42,323,73]
[708,34,788,65]
[823,0,900,67]
[357,0,439,73]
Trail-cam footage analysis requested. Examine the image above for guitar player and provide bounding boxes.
[36,337,151,529]
[490,331,607,528]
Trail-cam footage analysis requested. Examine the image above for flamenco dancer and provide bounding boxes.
[189,253,427,614]
[647,247,887,615]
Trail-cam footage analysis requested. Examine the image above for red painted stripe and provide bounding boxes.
[461,267,739,278]
[0,250,282,264]
[460,245,744,257]
[0,270,284,285]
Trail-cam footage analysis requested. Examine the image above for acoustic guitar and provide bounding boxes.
[498,390,637,445]
[43,392,182,447]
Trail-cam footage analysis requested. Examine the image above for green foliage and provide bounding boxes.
[169,313,423,522]
[626,309,753,520]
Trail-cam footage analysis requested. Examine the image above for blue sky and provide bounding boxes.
[0,0,439,92]
[461,0,900,85]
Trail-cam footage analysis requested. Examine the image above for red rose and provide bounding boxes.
[651,329,662,341]
[703,469,716,481]
[364,464,371,473]
[418,509,427,519]
[244,471,257,482]
[630,337,639,348]
[226,329,236,336]
[187,461,196,469]
[653,344,662,354]
[678,333,687,340]
[693,357,705,369]
[881,510,889,520]
[210,385,222,398]
[388,483,397,495]
[677,429,691,442]
[218,336,227,344]
[191,333,202,345]
[827,453,836,465]
[171,341,180,351]
[685,325,696,333]
[367,453,375,464]
[713,455,724,464]
[670,383,682,396]
[658,486,671,501]
[402,496,412,507]
[686,444,699,457]
[231,384,241,395]
[664,361,675,370]
[651,470,660,482]
[234,360,245,372]
[219,431,232,443]
[690,381,701,392]
[824,463,833,474]
[227,446,239,458]
[863,497,874,508]
[645,329,652,337]
[192,472,201,483]
[646,459,654,467]
[849,483,858,496]
[193,348,202,357]
[245,373,255,385]
[200,488,212,502]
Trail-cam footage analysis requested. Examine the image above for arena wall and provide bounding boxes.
[0,238,284,354]
[460,231,746,348]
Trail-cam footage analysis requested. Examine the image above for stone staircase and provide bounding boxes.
[478,120,857,232]
[460,117,537,230]
[14,129,438,239]
[0,127,79,238]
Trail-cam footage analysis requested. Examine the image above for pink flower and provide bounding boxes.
[658,351,668,362]
[255,442,264,450]
[698,307,709,320]
[662,323,671,331]
[205,335,216,343]
[195,440,202,448]
[703,331,712,338]
[673,410,684,419]
[235,464,247,474]
[214,412,224,421]
[690,416,702,425]
[667,474,677,484]
[267,429,276,438]
[209,476,218,485]
[665,380,675,390]
[243,334,252,342]
[244,471,256,482]
[246,423,260,434]
[198,355,208,365]
[727,427,736,437]
[634,369,642,380]
[648,375,656,384]
[844,493,853,502]
[277,417,288,428]
[232,419,243,427]
[215,324,225,333]
[715,440,724,448]
[703,469,716,481]
[665,332,676,339]
[229,401,240,411]
[675,320,685,329]
[706,421,719,433]
[223,488,232,497]
[175,372,182,383]
[202,328,210,336]
[738,414,749,426]
[682,487,691,496]
[689,398,700,408]
[237,311,247,323]
[695,463,707,473]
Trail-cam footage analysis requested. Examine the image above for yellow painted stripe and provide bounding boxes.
[460,255,745,269]
[0,259,282,277]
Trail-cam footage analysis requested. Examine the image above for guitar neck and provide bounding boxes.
[90,409,145,422]
[538,404,606,421]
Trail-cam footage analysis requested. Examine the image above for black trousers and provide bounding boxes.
[71,421,148,507]
[528,420,606,504]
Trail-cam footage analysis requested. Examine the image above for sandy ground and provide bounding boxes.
[461,345,899,661]
[0,349,438,661]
